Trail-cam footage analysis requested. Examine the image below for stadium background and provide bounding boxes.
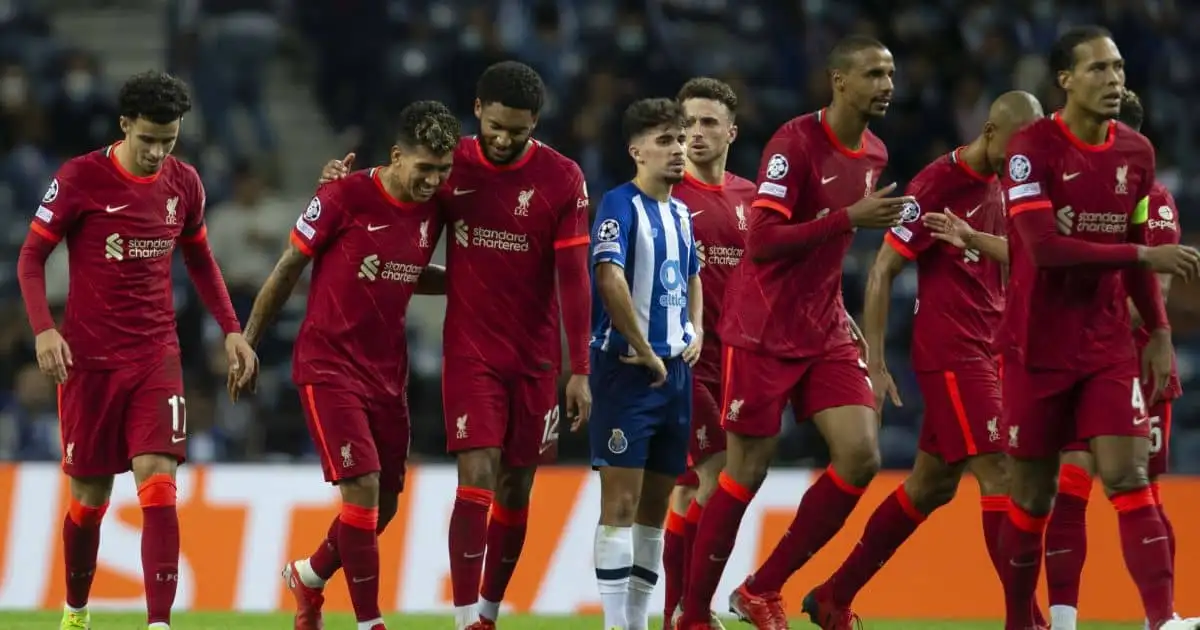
[0,0,1198,622]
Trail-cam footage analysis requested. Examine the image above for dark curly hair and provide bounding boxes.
[622,98,686,144]
[1050,25,1112,77]
[476,61,545,114]
[117,71,192,125]
[1116,90,1144,132]
[396,100,461,155]
[676,77,739,120]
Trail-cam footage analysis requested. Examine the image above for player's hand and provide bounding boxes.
[868,359,902,412]
[225,333,260,402]
[846,183,914,229]
[1142,329,1173,405]
[1138,244,1200,281]
[681,328,703,367]
[317,152,355,185]
[564,374,592,431]
[923,209,974,249]
[35,329,72,384]
[620,349,668,387]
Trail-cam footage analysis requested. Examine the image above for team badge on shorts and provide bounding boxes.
[608,429,628,454]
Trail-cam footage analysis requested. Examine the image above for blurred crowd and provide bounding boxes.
[4,0,1200,471]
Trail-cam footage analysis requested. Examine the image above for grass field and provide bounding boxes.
[0,611,1142,629]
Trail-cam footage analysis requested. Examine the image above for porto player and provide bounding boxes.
[800,91,1044,629]
[589,97,701,630]
[16,71,256,630]
[677,36,914,630]
[994,27,1200,630]
[660,77,753,628]
[239,101,459,630]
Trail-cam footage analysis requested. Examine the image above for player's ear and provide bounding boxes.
[119,116,131,136]
[473,99,482,120]
[728,123,738,144]
[389,145,403,165]
[981,120,996,142]
[628,144,640,163]
[1056,70,1071,92]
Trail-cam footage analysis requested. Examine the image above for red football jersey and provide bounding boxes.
[884,148,1005,370]
[437,137,589,375]
[291,169,443,400]
[1000,114,1156,371]
[673,171,755,383]
[30,143,205,369]
[1135,181,1182,399]
[720,109,889,358]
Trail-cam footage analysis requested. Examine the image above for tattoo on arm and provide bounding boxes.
[244,243,311,347]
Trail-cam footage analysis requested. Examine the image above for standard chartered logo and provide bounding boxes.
[359,254,380,280]
[452,220,530,252]
[105,233,124,261]
[104,233,172,261]
[358,254,422,283]
[1055,204,1127,235]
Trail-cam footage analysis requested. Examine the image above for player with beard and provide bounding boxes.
[800,91,1044,630]
[992,27,1199,630]
[319,61,591,630]
[676,36,913,630]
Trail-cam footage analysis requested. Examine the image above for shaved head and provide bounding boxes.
[982,91,1044,174]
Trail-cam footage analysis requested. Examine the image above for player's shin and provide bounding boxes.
[302,518,341,588]
[1150,482,1176,574]
[680,472,754,624]
[663,508,688,620]
[1046,463,1092,627]
[479,503,530,621]
[337,502,384,627]
[627,474,670,630]
[824,483,926,607]
[449,486,493,628]
[136,473,180,626]
[594,525,634,630]
[1110,486,1174,628]
[1000,499,1049,630]
[63,498,109,611]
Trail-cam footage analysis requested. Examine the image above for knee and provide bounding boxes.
[69,476,114,508]
[1008,460,1058,516]
[725,439,773,491]
[601,486,640,526]
[1097,463,1150,497]
[457,449,500,490]
[904,475,959,515]
[970,454,1010,497]
[495,467,536,509]
[130,454,177,485]
[377,491,400,532]
[831,441,881,488]
[339,472,382,506]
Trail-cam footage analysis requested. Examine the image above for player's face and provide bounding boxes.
[119,116,180,174]
[682,98,737,166]
[1061,37,1125,118]
[834,48,895,119]
[630,124,686,184]
[392,145,453,202]
[475,100,537,165]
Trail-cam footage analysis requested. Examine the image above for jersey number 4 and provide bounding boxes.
[1130,380,1162,455]
[168,394,187,443]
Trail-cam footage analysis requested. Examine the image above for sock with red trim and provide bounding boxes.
[138,474,179,625]
[825,484,925,607]
[1112,487,1174,629]
[682,499,703,594]
[1046,464,1091,619]
[748,465,866,596]
[479,503,529,621]
[63,498,108,609]
[979,495,1008,586]
[679,473,752,624]
[998,502,1047,630]
[299,517,341,588]
[449,486,492,628]
[338,504,383,625]
[662,510,687,620]
[1151,482,1176,572]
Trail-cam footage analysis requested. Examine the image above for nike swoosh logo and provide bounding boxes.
[709,554,729,562]
[1009,559,1038,567]
[1134,416,1149,425]
[821,176,838,185]
[500,556,521,563]
[453,188,475,196]
[966,205,982,218]
[539,443,553,454]
[367,224,389,232]
[691,211,705,218]
[464,551,485,559]
[351,576,376,583]
[1063,172,1081,181]
[1143,536,1169,544]
[105,204,129,213]
[1045,549,1072,557]
[171,436,187,444]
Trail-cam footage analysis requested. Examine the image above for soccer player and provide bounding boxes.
[319,61,592,630]
[590,97,701,630]
[799,91,1044,630]
[16,71,256,630]
[238,100,459,630]
[660,77,754,628]
[993,27,1200,630]
[676,35,912,630]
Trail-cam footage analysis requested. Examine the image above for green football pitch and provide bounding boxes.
[0,611,1139,629]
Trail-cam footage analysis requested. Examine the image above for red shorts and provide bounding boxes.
[1063,399,1172,477]
[299,384,410,493]
[720,344,875,438]
[1002,356,1146,459]
[676,378,727,487]
[58,353,187,477]
[442,355,559,467]
[915,361,1003,464]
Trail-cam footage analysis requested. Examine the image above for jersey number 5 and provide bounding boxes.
[168,394,187,443]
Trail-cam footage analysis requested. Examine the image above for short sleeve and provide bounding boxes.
[1001,127,1053,216]
[591,191,632,268]
[554,164,590,250]
[179,165,208,243]
[751,128,809,220]
[290,183,347,257]
[1145,187,1180,247]
[884,168,943,260]
[687,220,701,277]
[30,162,85,243]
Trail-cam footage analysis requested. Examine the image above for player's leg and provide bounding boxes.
[679,347,795,629]
[663,472,697,622]
[1045,446,1094,630]
[1147,402,1175,578]
[442,357,510,630]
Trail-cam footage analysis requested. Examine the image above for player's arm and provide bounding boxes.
[863,242,907,407]
[747,136,850,262]
[682,229,704,365]
[415,263,446,295]
[20,174,81,382]
[1127,189,1179,329]
[922,208,1009,262]
[592,193,654,357]
[179,181,242,336]
[1124,192,1169,334]
[555,169,592,376]
[243,241,312,348]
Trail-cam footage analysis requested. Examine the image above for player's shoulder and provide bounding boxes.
[1010,117,1059,148]
[912,152,958,184]
[769,112,820,145]
[599,182,639,210]
[454,136,479,162]
[862,127,888,161]
[315,168,374,206]
[724,172,756,193]
[55,146,113,179]
[1112,121,1155,159]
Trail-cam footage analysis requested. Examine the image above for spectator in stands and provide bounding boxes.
[46,50,116,160]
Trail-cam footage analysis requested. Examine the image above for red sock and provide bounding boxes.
[748,466,865,596]
[1045,464,1091,608]
[680,473,752,624]
[827,484,924,606]
[980,495,1007,586]
[1111,487,1174,628]
[662,511,687,619]
[480,503,529,605]
[682,500,703,596]
[63,499,107,609]
[999,501,1048,630]
[338,504,381,622]
[1151,482,1176,571]
[309,517,341,581]
[449,486,493,607]
[137,474,179,625]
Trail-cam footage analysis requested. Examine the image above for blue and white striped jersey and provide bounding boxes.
[590,182,700,358]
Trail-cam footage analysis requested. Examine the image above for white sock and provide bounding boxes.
[148,623,169,630]
[357,618,384,630]
[626,523,664,630]
[454,603,479,630]
[479,597,501,621]
[1049,605,1078,630]
[595,525,634,629]
[296,558,326,589]
[64,604,87,614]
